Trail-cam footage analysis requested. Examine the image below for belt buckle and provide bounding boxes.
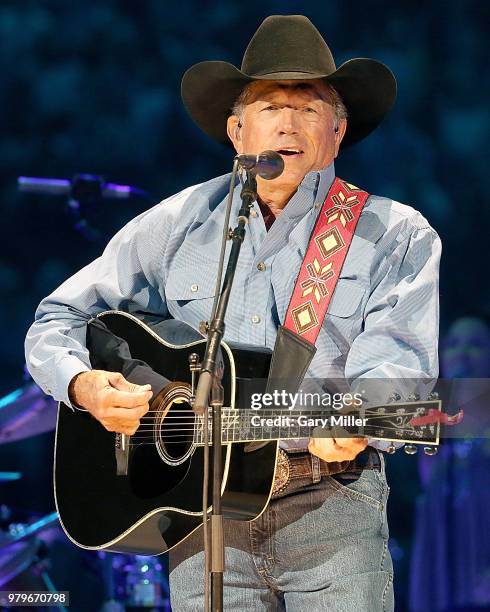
[272,449,291,497]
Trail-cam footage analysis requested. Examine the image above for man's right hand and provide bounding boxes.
[68,370,153,436]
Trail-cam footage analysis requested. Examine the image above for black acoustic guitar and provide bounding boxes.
[54,311,442,555]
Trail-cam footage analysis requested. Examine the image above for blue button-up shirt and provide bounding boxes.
[25,162,441,450]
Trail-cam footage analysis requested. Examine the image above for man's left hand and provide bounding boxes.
[308,428,368,462]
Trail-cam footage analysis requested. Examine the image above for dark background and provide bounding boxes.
[0,1,488,610]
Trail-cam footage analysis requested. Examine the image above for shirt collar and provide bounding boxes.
[282,161,336,220]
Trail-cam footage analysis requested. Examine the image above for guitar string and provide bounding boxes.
[129,426,436,439]
[128,436,434,446]
[130,419,436,436]
[133,424,433,433]
[131,430,435,441]
[128,434,433,446]
[138,406,437,415]
[136,410,426,425]
[130,414,437,431]
[130,424,435,435]
[137,410,423,419]
[118,409,438,442]
[128,424,437,442]
[139,401,439,413]
[132,413,434,428]
[131,414,438,430]
[134,416,435,429]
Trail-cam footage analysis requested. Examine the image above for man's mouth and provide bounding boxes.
[276,148,304,158]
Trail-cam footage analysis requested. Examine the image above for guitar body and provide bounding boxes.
[54,311,444,555]
[54,311,275,555]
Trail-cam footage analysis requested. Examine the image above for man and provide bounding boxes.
[25,15,440,610]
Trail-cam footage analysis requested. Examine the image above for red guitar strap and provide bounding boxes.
[283,177,369,345]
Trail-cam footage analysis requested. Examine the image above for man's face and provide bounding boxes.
[227,80,346,190]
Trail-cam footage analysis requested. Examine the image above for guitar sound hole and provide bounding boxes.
[157,399,195,465]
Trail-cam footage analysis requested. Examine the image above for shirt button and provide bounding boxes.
[251,315,261,324]
[190,284,199,292]
[257,262,266,271]
[250,210,258,218]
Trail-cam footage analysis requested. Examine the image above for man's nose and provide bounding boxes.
[278,107,300,134]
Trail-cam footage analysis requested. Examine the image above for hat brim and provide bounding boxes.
[181,57,396,148]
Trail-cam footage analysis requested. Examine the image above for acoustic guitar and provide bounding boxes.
[54,310,442,555]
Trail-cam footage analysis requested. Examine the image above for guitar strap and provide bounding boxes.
[265,177,369,399]
[283,176,370,343]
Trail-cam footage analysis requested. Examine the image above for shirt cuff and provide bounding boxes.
[54,356,91,411]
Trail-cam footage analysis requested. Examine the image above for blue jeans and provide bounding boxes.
[169,449,393,611]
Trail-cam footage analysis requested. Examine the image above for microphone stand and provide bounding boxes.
[193,170,258,612]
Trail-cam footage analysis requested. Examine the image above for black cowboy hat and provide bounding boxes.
[181,15,397,148]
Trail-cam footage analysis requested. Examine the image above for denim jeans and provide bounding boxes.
[169,448,393,611]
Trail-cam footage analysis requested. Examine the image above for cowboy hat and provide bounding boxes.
[181,15,397,148]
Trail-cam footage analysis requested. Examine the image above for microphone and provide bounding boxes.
[18,174,149,201]
[235,150,284,180]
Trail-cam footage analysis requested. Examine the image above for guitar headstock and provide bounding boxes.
[363,399,440,454]
[349,393,458,455]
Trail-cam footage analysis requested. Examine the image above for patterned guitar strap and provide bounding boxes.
[284,177,369,341]
[266,178,370,492]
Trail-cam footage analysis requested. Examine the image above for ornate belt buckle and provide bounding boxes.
[272,449,291,497]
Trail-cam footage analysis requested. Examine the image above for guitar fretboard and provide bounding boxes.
[192,402,440,445]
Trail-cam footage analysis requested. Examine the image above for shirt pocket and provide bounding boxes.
[327,278,365,319]
[321,278,366,354]
[164,248,217,325]
[165,272,216,303]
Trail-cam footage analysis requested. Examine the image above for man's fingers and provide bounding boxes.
[330,427,368,450]
[332,437,368,452]
[104,388,153,408]
[106,372,152,394]
[308,438,351,462]
[330,425,357,440]
[308,436,368,462]
[99,404,150,420]
[101,418,140,435]
[331,438,366,460]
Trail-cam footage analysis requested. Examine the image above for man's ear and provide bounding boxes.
[227,115,242,153]
[334,118,347,157]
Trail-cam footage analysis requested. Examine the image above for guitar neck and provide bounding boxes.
[193,401,441,446]
[86,312,443,449]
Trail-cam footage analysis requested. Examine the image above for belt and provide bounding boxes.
[271,445,381,497]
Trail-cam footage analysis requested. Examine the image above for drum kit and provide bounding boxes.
[0,383,170,611]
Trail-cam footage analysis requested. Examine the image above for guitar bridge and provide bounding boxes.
[115,433,129,476]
